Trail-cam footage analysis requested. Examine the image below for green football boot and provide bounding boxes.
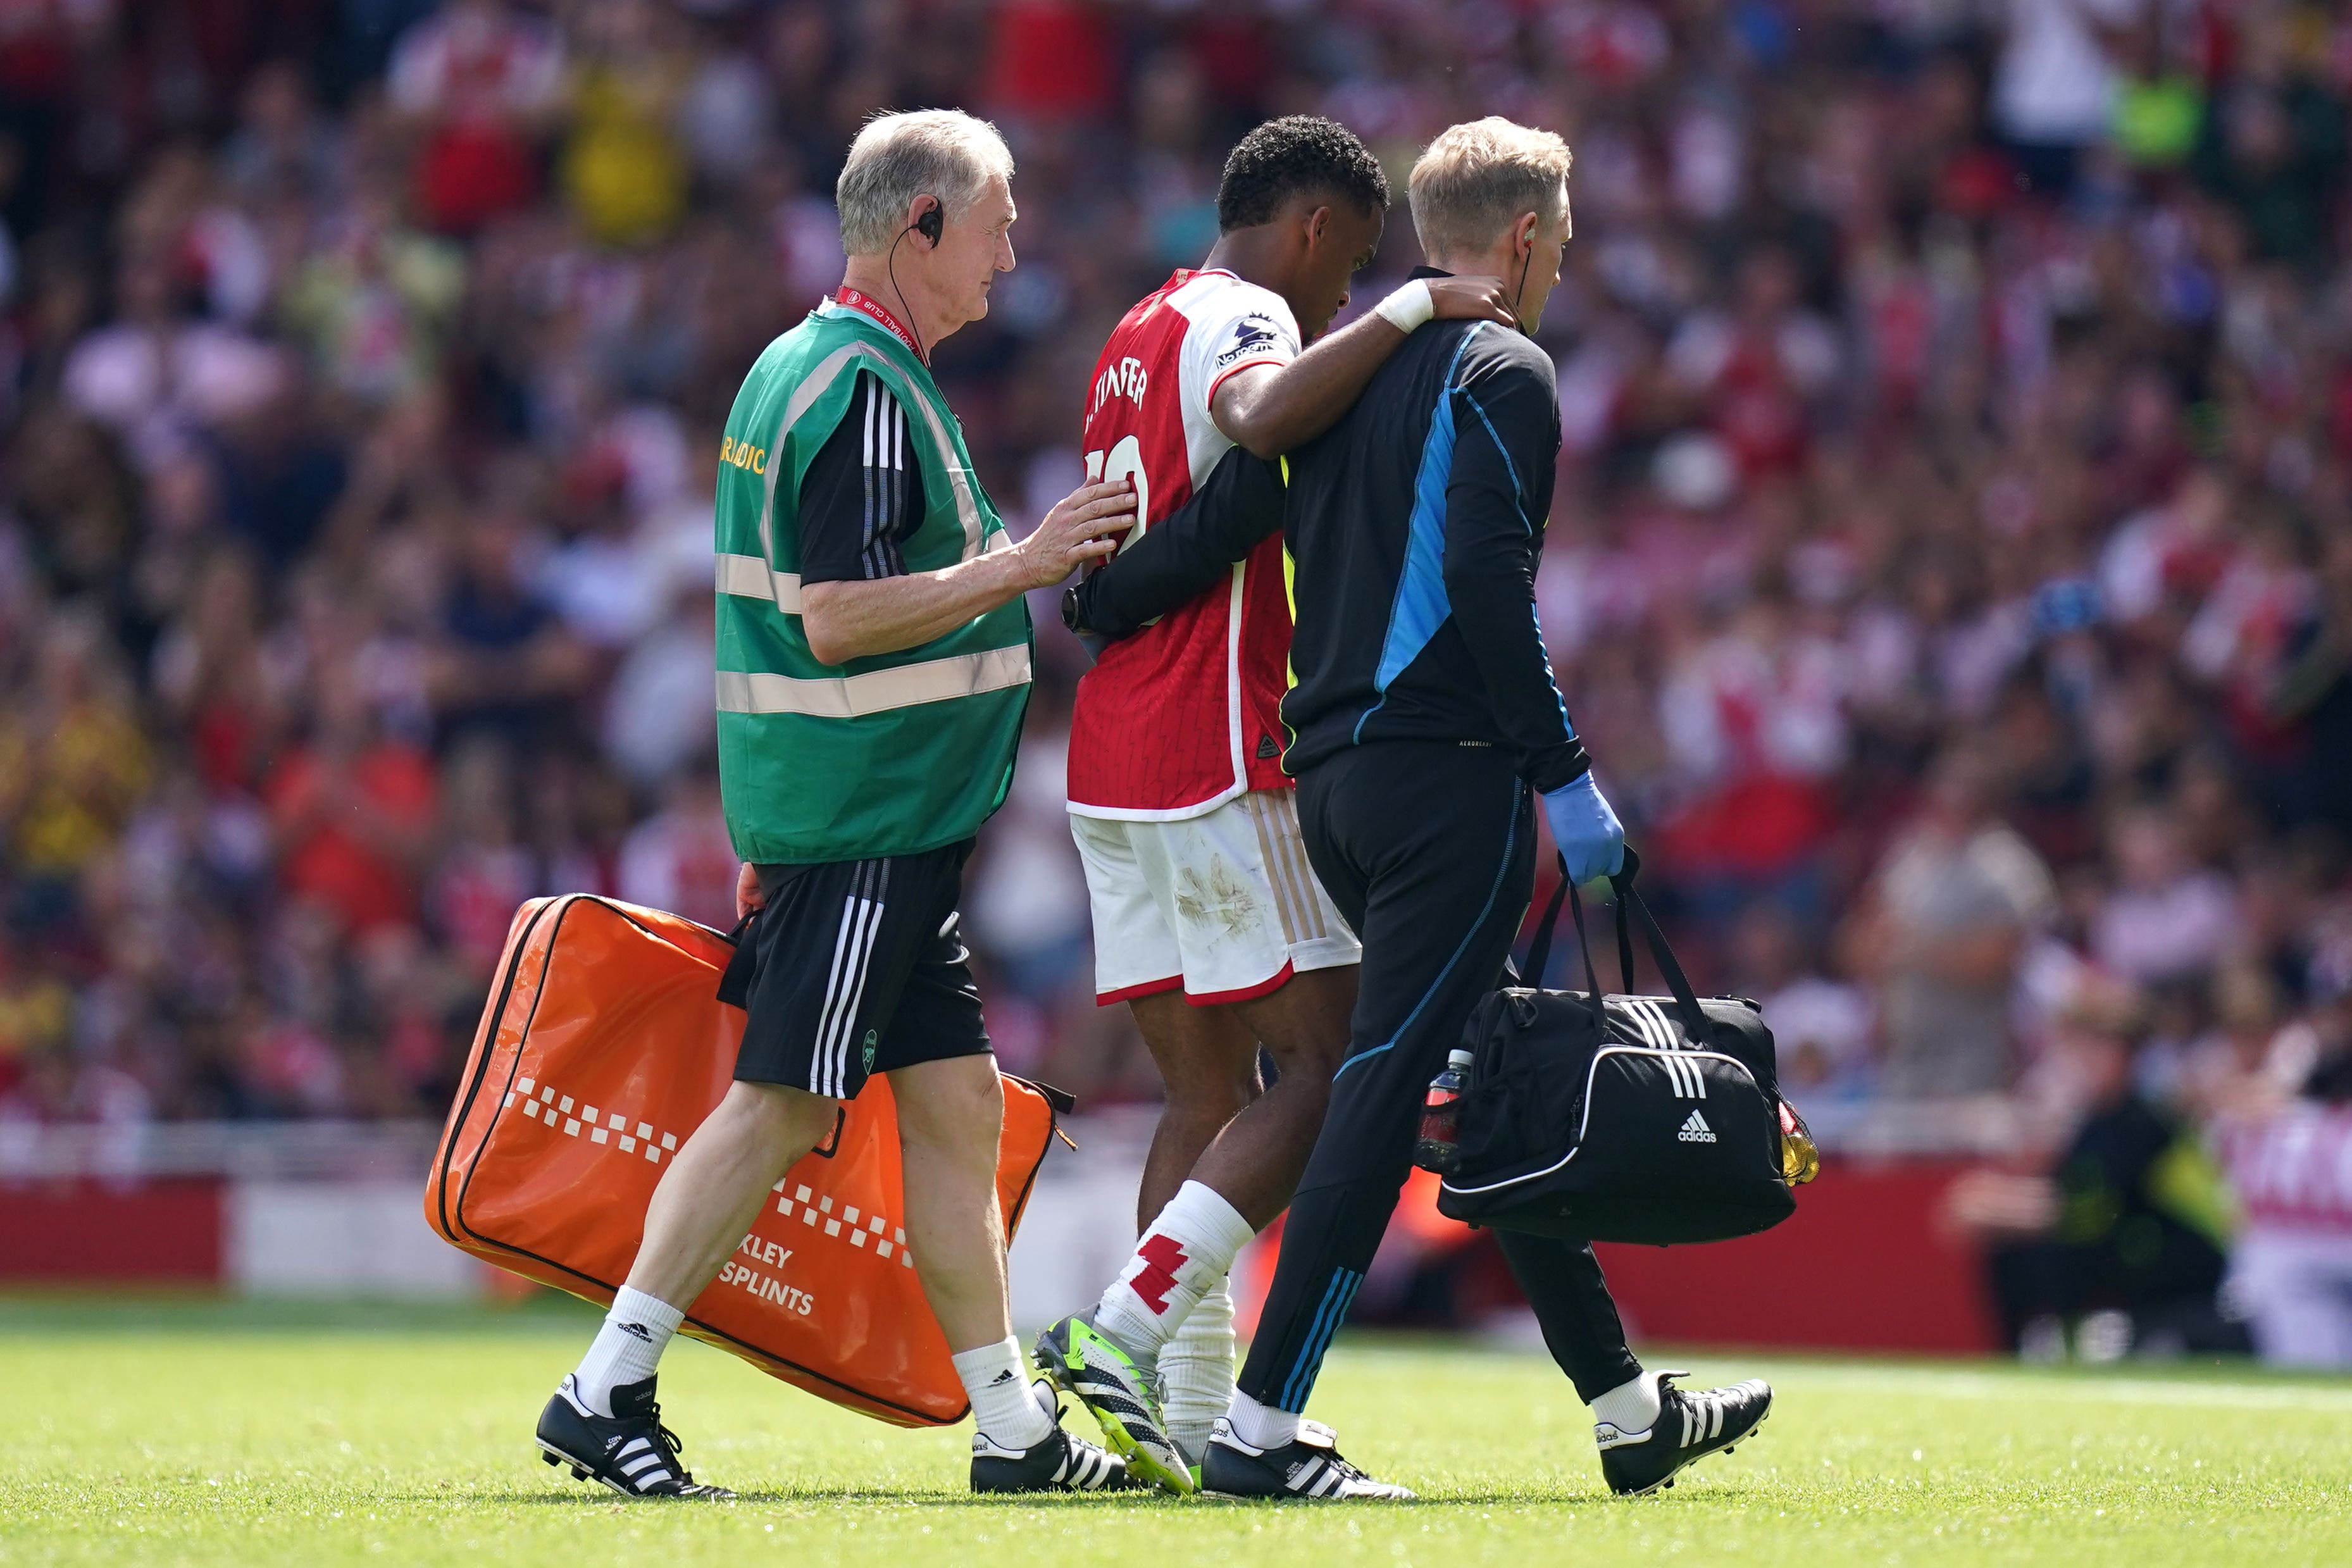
[1032,1313,1195,1495]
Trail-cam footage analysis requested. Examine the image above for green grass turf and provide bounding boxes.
[6,1297,2351,1567]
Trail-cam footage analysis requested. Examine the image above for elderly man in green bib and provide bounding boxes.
[531,109,1140,1500]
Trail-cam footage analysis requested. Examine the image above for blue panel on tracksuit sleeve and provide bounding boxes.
[1357,327,1486,742]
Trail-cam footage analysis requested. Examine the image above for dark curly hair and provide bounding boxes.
[1216,116,1391,233]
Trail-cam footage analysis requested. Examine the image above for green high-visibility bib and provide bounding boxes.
[712,300,1031,864]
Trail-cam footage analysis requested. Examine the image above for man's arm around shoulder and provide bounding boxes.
[1211,276,1515,459]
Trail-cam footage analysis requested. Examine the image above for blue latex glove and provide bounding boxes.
[1541,771,1626,887]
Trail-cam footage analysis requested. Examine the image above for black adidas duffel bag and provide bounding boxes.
[1434,850,1803,1245]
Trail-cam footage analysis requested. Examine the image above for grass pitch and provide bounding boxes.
[6,1298,2351,1567]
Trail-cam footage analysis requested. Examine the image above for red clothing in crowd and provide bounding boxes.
[266,744,439,934]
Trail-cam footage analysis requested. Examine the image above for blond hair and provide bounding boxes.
[836,110,1016,256]
[1407,118,1573,259]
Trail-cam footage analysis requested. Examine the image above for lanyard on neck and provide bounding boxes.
[833,287,924,363]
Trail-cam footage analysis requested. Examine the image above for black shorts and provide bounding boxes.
[716,840,992,1100]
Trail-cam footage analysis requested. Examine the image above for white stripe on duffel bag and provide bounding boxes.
[1439,1046,1767,1197]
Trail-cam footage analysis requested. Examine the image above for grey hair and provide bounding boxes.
[836,109,1016,256]
[1407,118,1573,260]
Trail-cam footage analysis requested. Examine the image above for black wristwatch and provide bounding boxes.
[1061,582,1110,664]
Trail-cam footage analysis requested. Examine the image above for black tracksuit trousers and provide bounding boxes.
[1236,740,1643,1413]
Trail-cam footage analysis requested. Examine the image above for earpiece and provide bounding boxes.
[1513,217,1535,337]
[886,197,945,363]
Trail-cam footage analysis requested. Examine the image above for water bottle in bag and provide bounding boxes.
[1414,1048,1476,1174]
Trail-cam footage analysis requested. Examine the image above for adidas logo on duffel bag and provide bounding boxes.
[1677,1109,1716,1144]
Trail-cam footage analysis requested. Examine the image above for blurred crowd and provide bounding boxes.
[4,0,2352,1348]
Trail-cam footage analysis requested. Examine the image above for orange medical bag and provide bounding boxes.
[425,893,1064,1427]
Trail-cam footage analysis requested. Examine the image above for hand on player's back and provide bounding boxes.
[1017,478,1137,588]
[1427,275,1518,327]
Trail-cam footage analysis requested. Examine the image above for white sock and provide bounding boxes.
[570,1286,683,1417]
[1095,1181,1258,1367]
[1158,1279,1236,1463]
[953,1336,1055,1450]
[1225,1386,1300,1451]
[1589,1369,1664,1436]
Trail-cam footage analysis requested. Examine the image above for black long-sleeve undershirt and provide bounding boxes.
[1062,444,1283,640]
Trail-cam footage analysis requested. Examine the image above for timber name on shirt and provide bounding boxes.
[1066,268,1300,819]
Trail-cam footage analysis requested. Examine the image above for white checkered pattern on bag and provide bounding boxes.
[502,1073,914,1269]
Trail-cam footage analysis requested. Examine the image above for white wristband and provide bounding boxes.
[1373,278,1434,335]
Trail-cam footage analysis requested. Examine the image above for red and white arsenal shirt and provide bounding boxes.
[1066,270,1300,818]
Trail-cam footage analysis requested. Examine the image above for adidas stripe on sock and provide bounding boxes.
[953,1336,1055,1450]
[1095,1181,1257,1364]
[571,1286,684,1417]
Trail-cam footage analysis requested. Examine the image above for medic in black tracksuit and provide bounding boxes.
[1066,275,1643,1417]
